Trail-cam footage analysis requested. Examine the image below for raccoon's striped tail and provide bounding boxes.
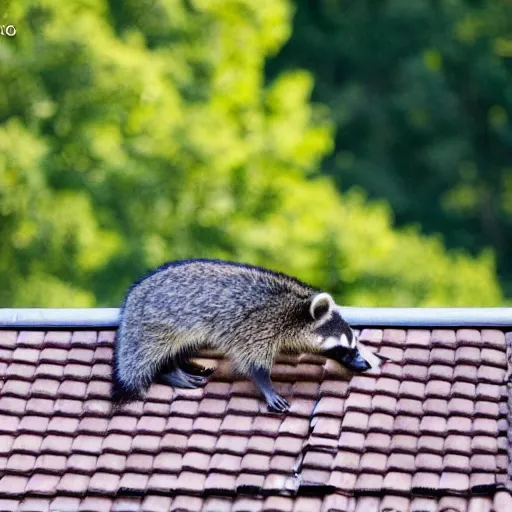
[111,296,152,406]
[111,357,143,405]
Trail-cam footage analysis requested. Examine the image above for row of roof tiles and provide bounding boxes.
[1,492,512,512]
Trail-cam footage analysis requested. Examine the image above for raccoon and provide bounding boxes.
[112,259,376,412]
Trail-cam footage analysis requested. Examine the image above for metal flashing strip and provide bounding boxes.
[340,307,512,328]
[0,308,120,329]
[0,307,511,329]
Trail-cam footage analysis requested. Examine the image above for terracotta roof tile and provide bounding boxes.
[454,363,478,381]
[2,379,32,398]
[445,434,472,455]
[348,375,376,393]
[338,431,365,452]
[67,453,97,473]
[359,451,387,472]
[78,416,108,435]
[477,382,502,401]
[411,471,440,493]
[402,364,428,381]
[118,471,148,492]
[279,416,310,437]
[368,412,394,433]
[407,329,432,347]
[416,452,443,472]
[482,329,506,347]
[125,452,153,472]
[0,330,18,348]
[47,416,79,434]
[5,362,36,380]
[39,434,71,455]
[7,453,36,473]
[142,495,172,511]
[452,380,476,399]
[363,432,390,453]
[58,379,87,399]
[447,415,473,434]
[375,377,400,395]
[382,471,413,492]
[79,497,113,512]
[34,363,63,379]
[313,417,342,438]
[87,472,118,494]
[204,472,237,494]
[393,414,420,434]
[315,396,346,415]
[439,472,470,492]
[0,415,20,434]
[423,398,448,416]
[418,435,444,454]
[404,347,429,364]
[19,497,52,512]
[246,434,274,455]
[354,473,384,492]
[382,329,406,345]
[457,328,481,344]
[390,434,416,452]
[387,452,415,472]
[25,473,60,495]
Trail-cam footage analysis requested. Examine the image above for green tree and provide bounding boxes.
[0,0,503,307]
[268,0,512,296]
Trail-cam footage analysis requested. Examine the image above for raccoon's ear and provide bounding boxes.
[310,293,335,320]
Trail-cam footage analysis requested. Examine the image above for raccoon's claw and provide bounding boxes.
[159,367,208,389]
[179,360,215,377]
[185,373,208,387]
[266,394,290,413]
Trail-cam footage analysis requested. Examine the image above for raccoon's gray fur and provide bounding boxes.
[112,259,373,412]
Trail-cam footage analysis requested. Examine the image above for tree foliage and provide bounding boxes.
[0,0,503,307]
[269,0,512,296]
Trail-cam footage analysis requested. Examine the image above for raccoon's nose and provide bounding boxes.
[342,349,371,372]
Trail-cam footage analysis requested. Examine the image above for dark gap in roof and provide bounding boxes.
[410,487,444,497]
[236,485,262,495]
[117,487,147,497]
[471,484,499,495]
[203,489,237,498]
[353,489,388,497]
[297,483,336,496]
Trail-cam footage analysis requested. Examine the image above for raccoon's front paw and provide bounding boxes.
[266,394,290,413]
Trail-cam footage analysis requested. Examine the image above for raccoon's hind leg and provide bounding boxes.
[158,363,208,389]
[157,351,212,389]
[249,365,290,413]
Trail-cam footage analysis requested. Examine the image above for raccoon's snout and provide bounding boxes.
[323,346,371,373]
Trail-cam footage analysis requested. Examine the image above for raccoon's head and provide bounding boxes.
[310,292,371,372]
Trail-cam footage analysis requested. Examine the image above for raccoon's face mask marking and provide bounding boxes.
[310,294,371,373]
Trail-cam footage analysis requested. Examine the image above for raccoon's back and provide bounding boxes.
[126,259,315,325]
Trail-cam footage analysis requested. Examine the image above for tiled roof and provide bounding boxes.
[0,327,512,512]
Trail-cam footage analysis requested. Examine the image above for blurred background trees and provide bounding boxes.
[0,0,507,307]
[268,0,512,297]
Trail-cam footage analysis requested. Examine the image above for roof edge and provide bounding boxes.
[0,307,511,329]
